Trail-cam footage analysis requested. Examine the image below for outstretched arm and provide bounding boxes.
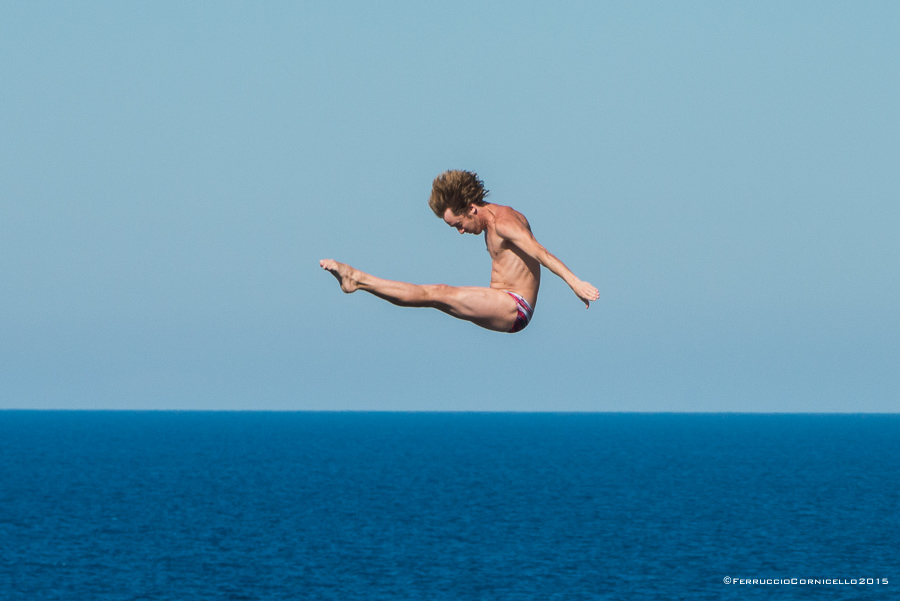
[497,217,600,308]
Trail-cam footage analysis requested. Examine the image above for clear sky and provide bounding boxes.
[2,1,898,411]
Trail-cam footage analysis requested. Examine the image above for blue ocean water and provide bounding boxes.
[0,412,897,600]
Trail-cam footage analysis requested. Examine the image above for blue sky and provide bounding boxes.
[2,1,898,411]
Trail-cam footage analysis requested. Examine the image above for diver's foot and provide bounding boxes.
[319,259,360,293]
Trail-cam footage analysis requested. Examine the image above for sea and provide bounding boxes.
[1,412,897,600]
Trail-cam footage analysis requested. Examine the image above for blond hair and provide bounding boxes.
[428,170,489,217]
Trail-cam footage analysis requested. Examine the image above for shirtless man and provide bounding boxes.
[320,170,600,333]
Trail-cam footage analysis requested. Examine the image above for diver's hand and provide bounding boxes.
[573,280,600,308]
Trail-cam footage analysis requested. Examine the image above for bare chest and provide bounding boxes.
[483,230,507,259]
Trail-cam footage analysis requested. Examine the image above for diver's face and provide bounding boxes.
[442,206,480,235]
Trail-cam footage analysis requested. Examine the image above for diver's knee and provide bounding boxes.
[423,284,454,304]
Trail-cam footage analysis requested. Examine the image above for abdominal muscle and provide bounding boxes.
[488,247,540,307]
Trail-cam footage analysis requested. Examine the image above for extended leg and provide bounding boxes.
[319,259,519,332]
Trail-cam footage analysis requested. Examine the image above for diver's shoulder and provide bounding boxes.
[491,204,530,229]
